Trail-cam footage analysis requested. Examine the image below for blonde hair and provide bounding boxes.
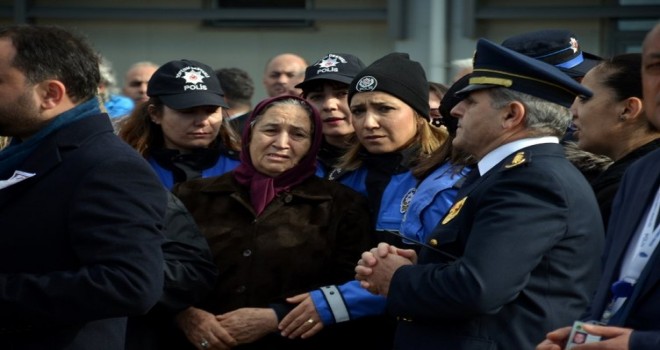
[338,113,448,171]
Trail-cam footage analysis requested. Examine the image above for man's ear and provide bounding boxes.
[502,101,525,129]
[38,80,67,110]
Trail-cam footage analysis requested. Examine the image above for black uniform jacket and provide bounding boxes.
[388,143,605,350]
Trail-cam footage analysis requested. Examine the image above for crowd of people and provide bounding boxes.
[0,20,659,350]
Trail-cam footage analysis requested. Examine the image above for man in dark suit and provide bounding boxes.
[0,25,166,349]
[537,22,660,350]
[355,38,605,350]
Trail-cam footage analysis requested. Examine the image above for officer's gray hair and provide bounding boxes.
[487,87,571,138]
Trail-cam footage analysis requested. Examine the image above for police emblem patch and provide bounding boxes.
[356,76,377,92]
[400,188,416,214]
[176,66,210,91]
[442,196,467,225]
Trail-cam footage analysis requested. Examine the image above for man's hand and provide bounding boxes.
[536,324,633,350]
[355,243,413,296]
[572,324,632,350]
[536,326,571,350]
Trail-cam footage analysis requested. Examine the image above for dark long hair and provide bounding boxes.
[119,97,240,158]
[597,53,642,101]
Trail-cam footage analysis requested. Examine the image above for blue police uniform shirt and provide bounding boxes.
[400,162,471,243]
[310,164,420,324]
[148,155,240,190]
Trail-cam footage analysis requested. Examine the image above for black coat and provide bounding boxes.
[590,138,660,231]
[584,148,660,349]
[0,115,166,350]
[174,173,373,349]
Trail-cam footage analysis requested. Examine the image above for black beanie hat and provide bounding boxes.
[348,52,429,118]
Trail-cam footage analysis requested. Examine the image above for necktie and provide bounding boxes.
[457,168,480,197]
[461,168,480,188]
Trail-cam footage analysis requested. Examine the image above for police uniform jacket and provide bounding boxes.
[0,114,166,350]
[308,147,421,349]
[148,147,240,190]
[388,142,605,350]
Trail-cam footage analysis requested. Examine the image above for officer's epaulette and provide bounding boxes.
[502,150,531,170]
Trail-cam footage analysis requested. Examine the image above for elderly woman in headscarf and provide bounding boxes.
[172,95,372,350]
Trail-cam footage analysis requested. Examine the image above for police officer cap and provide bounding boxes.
[148,59,228,109]
[296,53,366,90]
[502,29,602,79]
[456,39,592,108]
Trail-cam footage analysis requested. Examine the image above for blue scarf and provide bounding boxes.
[0,98,102,179]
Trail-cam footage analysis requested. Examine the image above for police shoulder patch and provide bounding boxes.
[442,196,467,225]
[503,151,529,169]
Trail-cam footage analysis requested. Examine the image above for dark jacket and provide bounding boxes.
[563,141,612,183]
[388,143,605,350]
[0,115,166,350]
[174,172,372,349]
[584,148,660,349]
[125,192,218,350]
[590,138,660,230]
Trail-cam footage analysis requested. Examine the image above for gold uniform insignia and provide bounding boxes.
[442,197,467,225]
[504,151,527,168]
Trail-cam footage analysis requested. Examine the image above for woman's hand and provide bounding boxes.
[279,293,324,339]
[217,307,279,345]
[176,306,237,350]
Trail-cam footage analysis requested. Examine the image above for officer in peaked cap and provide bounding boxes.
[502,29,602,80]
[355,38,604,350]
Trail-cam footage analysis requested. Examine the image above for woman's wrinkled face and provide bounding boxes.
[150,105,223,153]
[350,91,418,154]
[249,103,312,177]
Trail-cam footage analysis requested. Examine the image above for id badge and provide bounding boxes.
[565,321,602,349]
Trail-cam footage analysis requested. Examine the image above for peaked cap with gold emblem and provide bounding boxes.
[501,29,602,79]
[456,38,592,108]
